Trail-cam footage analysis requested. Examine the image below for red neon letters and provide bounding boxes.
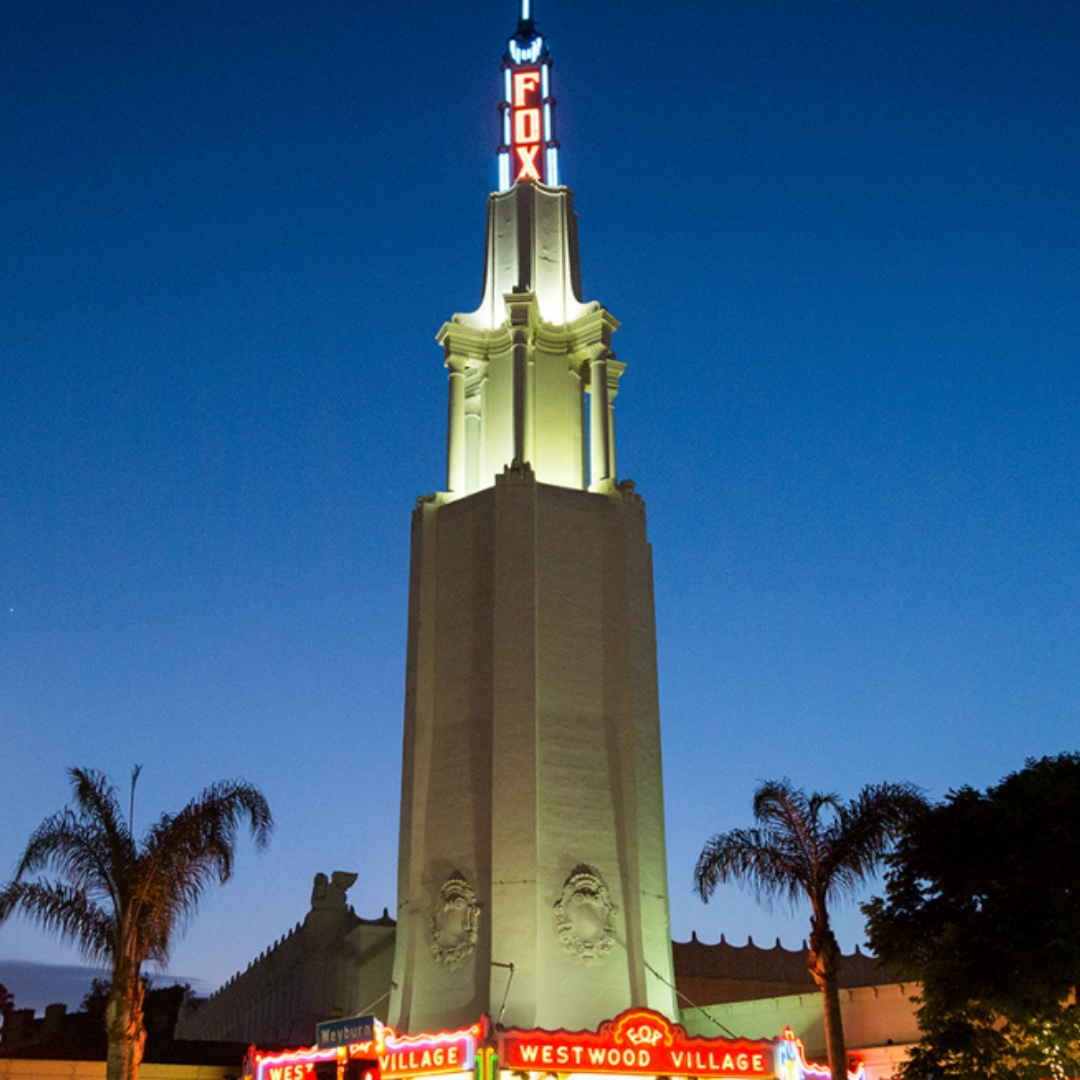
[512,68,543,181]
[499,1009,772,1078]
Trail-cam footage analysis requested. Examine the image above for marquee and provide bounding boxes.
[245,1010,864,1080]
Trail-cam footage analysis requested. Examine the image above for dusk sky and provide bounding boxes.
[2,0,1078,1013]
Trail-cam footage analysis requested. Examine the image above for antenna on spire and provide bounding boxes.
[521,0,531,22]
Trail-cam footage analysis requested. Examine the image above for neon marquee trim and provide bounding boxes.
[248,1044,341,1080]
[247,1016,865,1080]
[349,1020,484,1079]
[776,1028,866,1080]
[248,1022,484,1080]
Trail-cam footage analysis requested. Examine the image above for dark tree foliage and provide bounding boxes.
[865,752,1080,1080]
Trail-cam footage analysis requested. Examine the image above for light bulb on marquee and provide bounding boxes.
[497,0,558,190]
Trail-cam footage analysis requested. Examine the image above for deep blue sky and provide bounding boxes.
[2,0,1078,1012]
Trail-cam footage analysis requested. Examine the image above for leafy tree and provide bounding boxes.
[694,778,925,1080]
[865,752,1080,1080]
[0,767,272,1080]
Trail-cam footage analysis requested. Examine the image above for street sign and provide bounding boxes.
[317,1014,377,1049]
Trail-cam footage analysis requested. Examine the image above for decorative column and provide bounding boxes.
[507,294,533,466]
[588,348,612,489]
[605,364,618,481]
[465,387,481,495]
[446,355,467,494]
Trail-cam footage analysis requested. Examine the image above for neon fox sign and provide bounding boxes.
[497,1,558,189]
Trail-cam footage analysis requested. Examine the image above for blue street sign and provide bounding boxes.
[316,1014,377,1049]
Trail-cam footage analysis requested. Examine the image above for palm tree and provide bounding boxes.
[0,767,272,1080]
[693,778,924,1080]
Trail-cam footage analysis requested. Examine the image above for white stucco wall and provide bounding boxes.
[680,983,921,1079]
[391,473,676,1034]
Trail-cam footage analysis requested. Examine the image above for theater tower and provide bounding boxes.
[389,2,677,1034]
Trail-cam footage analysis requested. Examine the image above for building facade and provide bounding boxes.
[180,6,921,1076]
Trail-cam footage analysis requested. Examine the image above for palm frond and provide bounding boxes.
[0,879,114,964]
[133,780,272,961]
[694,827,809,908]
[68,767,136,909]
[820,781,927,899]
[696,777,926,919]
[3,769,271,977]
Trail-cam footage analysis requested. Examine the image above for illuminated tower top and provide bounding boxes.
[498,0,558,190]
[435,0,622,500]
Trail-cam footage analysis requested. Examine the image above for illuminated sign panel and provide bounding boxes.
[511,67,543,181]
[777,1028,865,1080]
[352,1022,481,1080]
[245,1015,864,1080]
[378,1037,472,1078]
[497,8,558,189]
[248,1023,480,1080]
[499,1010,772,1079]
[247,1045,340,1080]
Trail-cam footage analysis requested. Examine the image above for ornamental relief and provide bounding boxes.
[554,864,618,963]
[429,873,482,970]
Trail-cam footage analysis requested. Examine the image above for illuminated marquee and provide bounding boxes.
[351,1021,481,1080]
[244,1013,866,1080]
[375,1026,479,1078]
[776,1028,866,1080]
[247,1044,341,1080]
[499,1009,772,1079]
[247,1022,482,1080]
[497,2,558,189]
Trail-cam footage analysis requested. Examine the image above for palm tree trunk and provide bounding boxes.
[105,972,146,1080]
[808,916,847,1080]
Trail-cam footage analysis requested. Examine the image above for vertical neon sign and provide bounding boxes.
[497,1,558,189]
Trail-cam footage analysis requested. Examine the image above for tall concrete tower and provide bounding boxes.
[389,2,677,1036]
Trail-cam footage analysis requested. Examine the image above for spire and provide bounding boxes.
[497,0,558,190]
[516,0,535,37]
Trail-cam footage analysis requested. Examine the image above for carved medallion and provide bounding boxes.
[429,874,481,969]
[554,865,618,962]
